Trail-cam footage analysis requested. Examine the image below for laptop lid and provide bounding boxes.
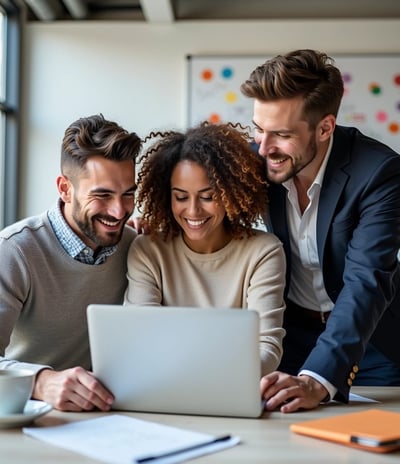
[87,305,263,418]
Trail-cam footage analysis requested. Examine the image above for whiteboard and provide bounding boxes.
[187,54,400,152]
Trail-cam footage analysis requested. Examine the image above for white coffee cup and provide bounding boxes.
[0,369,35,415]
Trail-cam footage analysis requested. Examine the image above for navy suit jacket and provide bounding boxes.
[267,125,400,402]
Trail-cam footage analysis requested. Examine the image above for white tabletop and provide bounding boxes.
[2,387,400,463]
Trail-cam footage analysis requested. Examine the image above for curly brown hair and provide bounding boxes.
[137,122,268,241]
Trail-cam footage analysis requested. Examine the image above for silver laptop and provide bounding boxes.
[87,304,263,418]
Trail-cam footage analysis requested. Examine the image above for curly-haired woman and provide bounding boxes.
[124,122,286,375]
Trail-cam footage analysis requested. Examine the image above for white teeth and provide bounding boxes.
[99,219,119,227]
[186,219,207,226]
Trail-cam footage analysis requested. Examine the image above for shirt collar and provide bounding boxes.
[48,198,117,264]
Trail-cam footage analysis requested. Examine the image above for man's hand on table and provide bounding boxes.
[32,367,114,412]
[261,371,329,413]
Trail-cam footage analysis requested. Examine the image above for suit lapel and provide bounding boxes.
[317,127,351,263]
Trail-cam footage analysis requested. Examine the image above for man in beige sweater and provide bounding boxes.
[0,114,141,411]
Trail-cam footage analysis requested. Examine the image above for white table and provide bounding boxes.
[2,387,400,463]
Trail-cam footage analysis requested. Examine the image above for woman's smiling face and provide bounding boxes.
[170,160,230,254]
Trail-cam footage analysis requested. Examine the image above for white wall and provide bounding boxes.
[21,19,400,217]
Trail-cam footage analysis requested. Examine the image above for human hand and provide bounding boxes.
[32,367,114,412]
[260,371,328,413]
[127,216,150,234]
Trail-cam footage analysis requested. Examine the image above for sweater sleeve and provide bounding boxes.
[246,234,287,376]
[0,237,51,373]
[124,236,163,306]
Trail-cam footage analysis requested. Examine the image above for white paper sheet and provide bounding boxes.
[349,392,380,403]
[23,414,240,464]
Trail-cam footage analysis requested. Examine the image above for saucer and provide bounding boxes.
[0,400,52,428]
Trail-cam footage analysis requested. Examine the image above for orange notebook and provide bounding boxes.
[290,409,400,453]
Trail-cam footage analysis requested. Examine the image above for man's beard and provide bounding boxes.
[72,209,128,248]
[266,136,318,184]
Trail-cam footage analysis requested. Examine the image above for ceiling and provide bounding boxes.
[22,0,400,22]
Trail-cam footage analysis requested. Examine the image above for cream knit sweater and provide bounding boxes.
[125,230,286,376]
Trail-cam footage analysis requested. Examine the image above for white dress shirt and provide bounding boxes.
[282,136,337,400]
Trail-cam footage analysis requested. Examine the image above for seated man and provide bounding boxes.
[0,114,141,411]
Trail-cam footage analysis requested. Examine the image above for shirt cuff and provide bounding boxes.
[299,369,337,402]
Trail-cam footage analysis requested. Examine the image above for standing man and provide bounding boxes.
[241,49,400,412]
[0,114,141,411]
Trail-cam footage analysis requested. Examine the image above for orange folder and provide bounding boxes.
[290,409,400,453]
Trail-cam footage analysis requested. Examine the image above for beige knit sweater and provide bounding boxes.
[0,212,136,373]
[125,230,286,376]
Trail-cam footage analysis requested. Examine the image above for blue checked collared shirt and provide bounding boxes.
[47,199,117,265]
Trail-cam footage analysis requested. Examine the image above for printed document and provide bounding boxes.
[23,414,239,464]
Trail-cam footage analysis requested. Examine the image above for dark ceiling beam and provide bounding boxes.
[62,0,88,19]
[22,0,63,21]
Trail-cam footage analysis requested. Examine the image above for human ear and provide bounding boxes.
[56,175,73,203]
[318,114,336,141]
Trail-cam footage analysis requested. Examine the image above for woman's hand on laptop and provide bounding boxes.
[260,371,328,413]
[32,367,114,412]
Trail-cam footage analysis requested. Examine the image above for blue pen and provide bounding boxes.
[134,434,232,463]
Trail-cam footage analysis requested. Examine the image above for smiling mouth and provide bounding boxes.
[97,218,121,228]
[185,218,209,227]
[269,156,288,165]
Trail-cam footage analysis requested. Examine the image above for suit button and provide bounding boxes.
[353,365,359,373]
[347,378,353,386]
[350,372,356,380]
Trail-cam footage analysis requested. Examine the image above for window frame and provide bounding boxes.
[0,0,22,229]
